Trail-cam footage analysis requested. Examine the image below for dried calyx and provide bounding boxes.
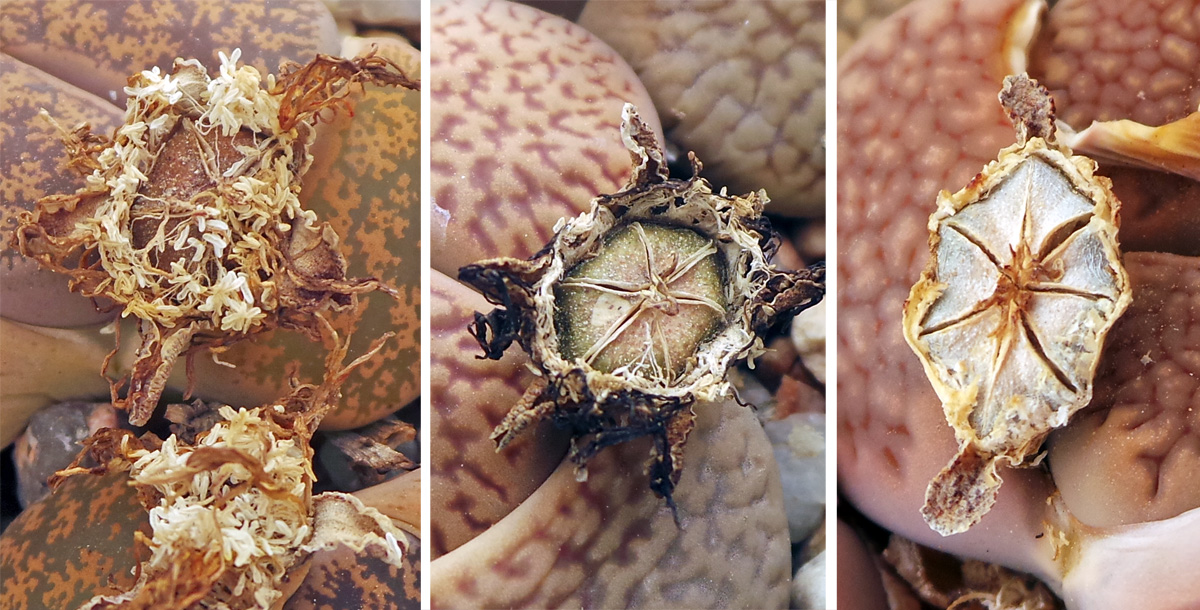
[12,49,419,426]
[51,332,409,610]
[458,104,825,521]
[902,74,1132,536]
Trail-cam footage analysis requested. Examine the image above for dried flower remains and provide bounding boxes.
[902,75,1132,536]
[13,49,419,426]
[458,104,825,522]
[51,332,410,610]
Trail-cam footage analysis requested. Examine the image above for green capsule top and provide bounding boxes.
[555,221,727,381]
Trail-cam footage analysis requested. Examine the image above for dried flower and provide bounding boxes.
[13,50,418,426]
[458,105,825,521]
[51,331,406,610]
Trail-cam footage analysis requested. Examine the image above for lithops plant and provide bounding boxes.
[429,271,569,556]
[568,2,831,602]
[0,0,341,327]
[430,1,806,607]
[0,0,340,443]
[179,35,424,431]
[839,0,1200,607]
[578,0,826,217]
[0,54,124,328]
[459,105,824,519]
[429,0,661,551]
[432,392,792,609]
[463,105,824,511]
[432,271,793,608]
[0,470,151,610]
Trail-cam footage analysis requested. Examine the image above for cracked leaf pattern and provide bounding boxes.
[1029,0,1200,128]
[578,0,826,217]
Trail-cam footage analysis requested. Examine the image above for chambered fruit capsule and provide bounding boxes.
[458,104,825,521]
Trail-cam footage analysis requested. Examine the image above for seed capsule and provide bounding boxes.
[903,75,1132,536]
[458,104,825,520]
[555,221,727,379]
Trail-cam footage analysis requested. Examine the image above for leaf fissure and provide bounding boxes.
[581,296,650,366]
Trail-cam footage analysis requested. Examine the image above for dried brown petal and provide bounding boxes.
[1059,107,1200,182]
[458,104,824,518]
[324,418,417,488]
[903,75,1132,536]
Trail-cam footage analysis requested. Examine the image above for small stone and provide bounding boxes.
[791,548,827,609]
[793,219,827,263]
[14,401,119,507]
[764,413,825,540]
[790,298,827,384]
